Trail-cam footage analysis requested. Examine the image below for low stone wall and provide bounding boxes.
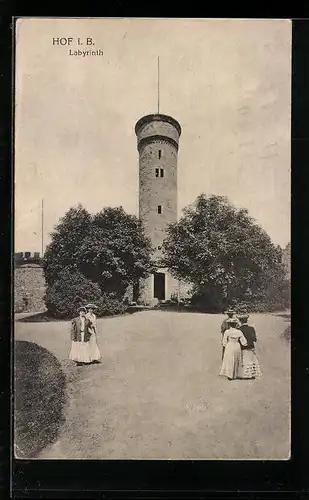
[14,265,46,313]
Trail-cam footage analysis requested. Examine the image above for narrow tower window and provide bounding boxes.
[155,168,159,177]
[157,205,162,214]
[160,168,164,177]
[158,149,162,159]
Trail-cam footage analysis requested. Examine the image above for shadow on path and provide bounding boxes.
[16,307,146,323]
[16,312,65,323]
[14,340,67,458]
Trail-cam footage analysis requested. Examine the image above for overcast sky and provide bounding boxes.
[15,18,291,252]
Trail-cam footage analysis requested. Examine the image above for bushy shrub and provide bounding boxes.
[44,269,127,319]
[190,283,227,313]
[44,269,103,318]
[190,280,290,314]
[246,297,290,313]
[235,278,290,313]
[170,292,179,304]
[97,292,128,317]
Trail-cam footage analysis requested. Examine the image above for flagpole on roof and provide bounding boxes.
[157,56,160,114]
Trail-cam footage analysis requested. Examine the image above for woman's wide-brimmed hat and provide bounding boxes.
[85,303,98,309]
[78,306,86,312]
[227,317,238,324]
[224,308,235,315]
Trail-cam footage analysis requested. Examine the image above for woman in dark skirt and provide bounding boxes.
[238,313,262,379]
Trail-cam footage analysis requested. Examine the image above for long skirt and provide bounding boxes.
[69,341,92,363]
[88,333,101,361]
[219,342,242,379]
[240,349,262,379]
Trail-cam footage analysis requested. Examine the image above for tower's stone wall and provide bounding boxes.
[136,114,181,263]
[139,140,177,260]
[139,272,193,305]
[135,113,187,304]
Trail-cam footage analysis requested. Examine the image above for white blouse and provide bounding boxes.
[222,327,247,348]
[86,312,97,333]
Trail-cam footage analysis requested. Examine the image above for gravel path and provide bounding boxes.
[15,310,290,459]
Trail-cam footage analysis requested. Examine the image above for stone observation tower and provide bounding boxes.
[135,112,182,304]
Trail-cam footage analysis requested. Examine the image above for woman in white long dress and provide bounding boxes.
[69,306,92,365]
[85,303,101,363]
[219,318,247,380]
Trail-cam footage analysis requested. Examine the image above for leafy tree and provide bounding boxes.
[43,204,92,287]
[43,204,153,309]
[162,194,286,312]
[78,207,154,296]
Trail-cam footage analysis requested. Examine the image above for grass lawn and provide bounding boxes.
[14,310,290,460]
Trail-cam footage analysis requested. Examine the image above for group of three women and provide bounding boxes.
[68,303,262,380]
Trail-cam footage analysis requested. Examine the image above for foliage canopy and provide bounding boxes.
[162,194,288,312]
